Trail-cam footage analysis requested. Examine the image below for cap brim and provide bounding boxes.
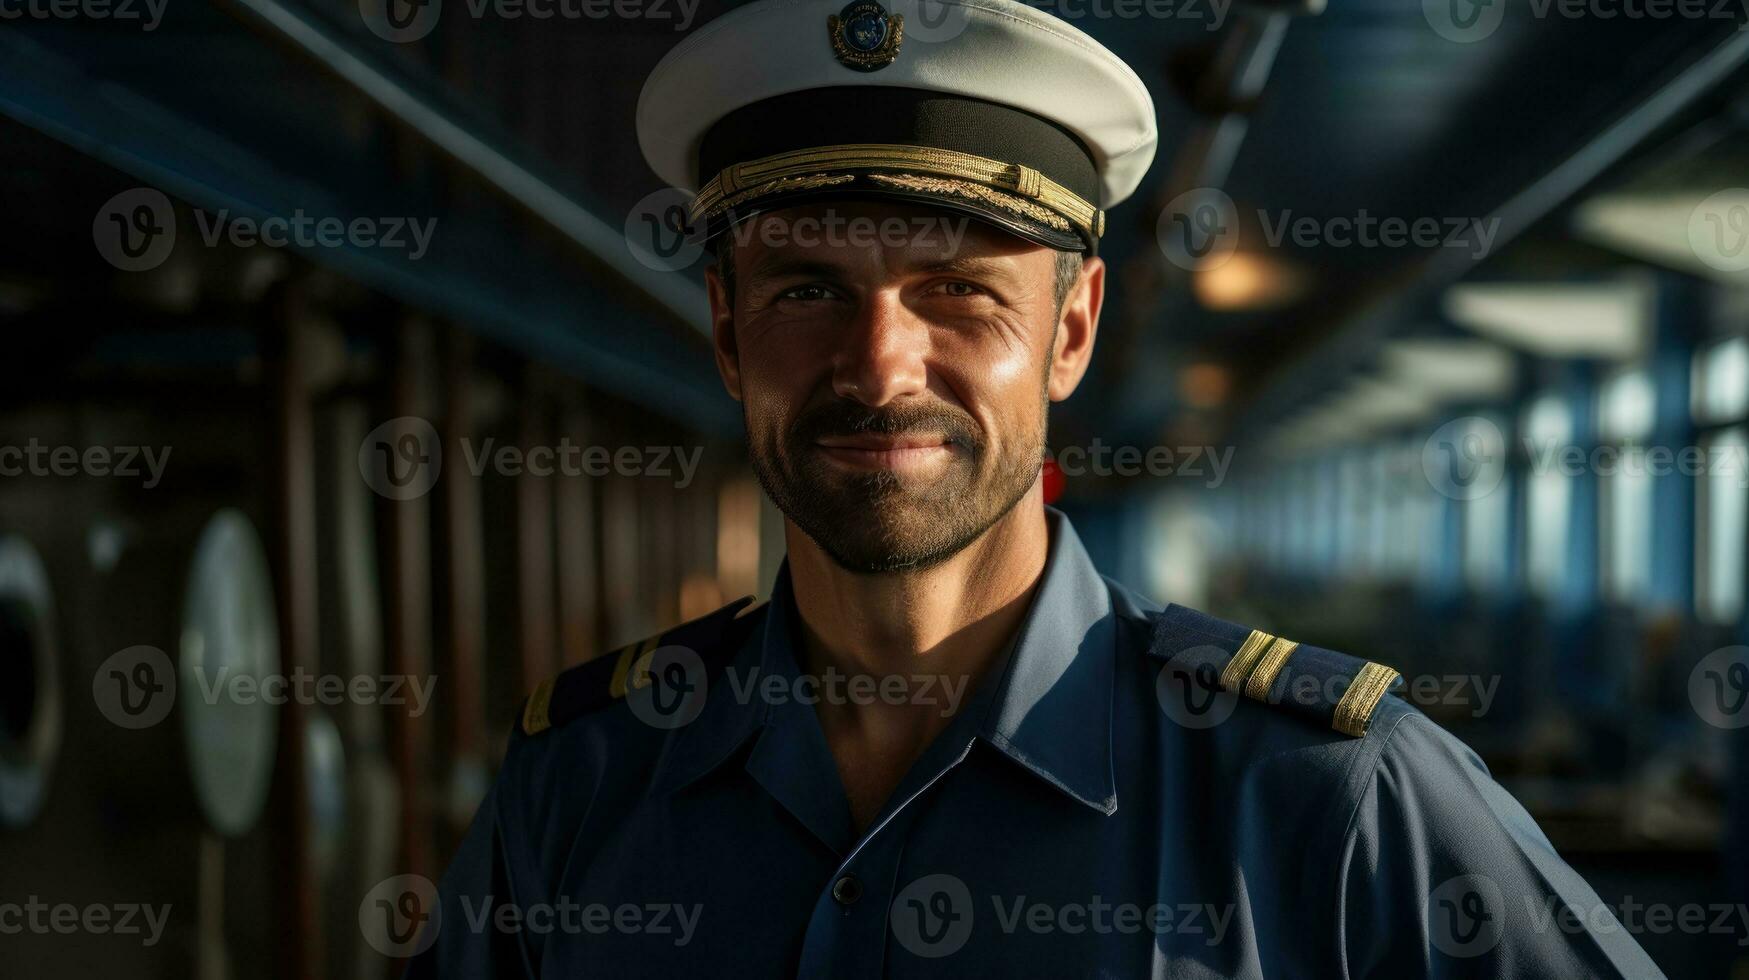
[694,180,1090,255]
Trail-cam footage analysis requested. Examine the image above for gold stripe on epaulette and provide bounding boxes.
[1243,637,1300,702]
[628,636,660,691]
[609,635,662,699]
[1332,662,1400,737]
[734,598,768,620]
[522,677,556,736]
[1220,629,1275,693]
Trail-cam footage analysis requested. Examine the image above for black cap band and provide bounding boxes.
[700,87,1101,206]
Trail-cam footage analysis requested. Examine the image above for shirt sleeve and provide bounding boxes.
[1336,709,1664,979]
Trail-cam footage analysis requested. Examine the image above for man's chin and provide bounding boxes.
[796,491,1006,573]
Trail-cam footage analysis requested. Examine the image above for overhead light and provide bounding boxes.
[1381,338,1517,403]
[1573,190,1749,285]
[1178,362,1231,409]
[1443,278,1649,359]
[1193,251,1309,311]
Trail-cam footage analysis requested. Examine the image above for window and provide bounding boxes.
[1598,369,1654,602]
[1697,427,1747,623]
[1524,395,1572,599]
[1692,335,1748,425]
[1695,337,1749,623]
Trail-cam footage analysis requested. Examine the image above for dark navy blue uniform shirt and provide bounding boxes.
[405,509,1660,978]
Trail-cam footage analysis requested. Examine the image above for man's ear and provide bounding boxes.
[1047,255,1104,402]
[705,260,743,402]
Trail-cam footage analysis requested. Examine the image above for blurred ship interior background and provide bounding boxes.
[2,0,1749,975]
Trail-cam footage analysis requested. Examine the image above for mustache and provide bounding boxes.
[791,400,982,450]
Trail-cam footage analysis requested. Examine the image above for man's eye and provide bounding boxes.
[779,284,836,302]
[935,281,983,298]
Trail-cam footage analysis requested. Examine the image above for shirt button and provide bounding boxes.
[831,873,863,906]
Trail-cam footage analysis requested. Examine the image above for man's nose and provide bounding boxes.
[830,291,928,407]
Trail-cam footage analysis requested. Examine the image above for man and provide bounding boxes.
[407,0,1660,975]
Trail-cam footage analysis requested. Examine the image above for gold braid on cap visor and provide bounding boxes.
[688,143,1106,242]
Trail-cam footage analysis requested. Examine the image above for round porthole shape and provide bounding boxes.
[0,536,61,829]
[179,510,281,837]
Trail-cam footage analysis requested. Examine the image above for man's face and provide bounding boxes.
[706,200,1102,573]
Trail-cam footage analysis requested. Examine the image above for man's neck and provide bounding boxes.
[785,486,1051,686]
[783,486,1052,832]
[783,483,1049,833]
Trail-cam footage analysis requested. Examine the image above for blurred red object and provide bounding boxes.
[1042,455,1064,505]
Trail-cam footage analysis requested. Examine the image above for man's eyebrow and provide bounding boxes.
[741,258,847,289]
[913,256,1020,280]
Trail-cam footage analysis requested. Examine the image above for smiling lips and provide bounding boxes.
[814,433,956,472]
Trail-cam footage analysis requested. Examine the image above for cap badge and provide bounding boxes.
[829,0,903,72]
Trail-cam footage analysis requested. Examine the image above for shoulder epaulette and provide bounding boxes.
[521,595,767,736]
[1147,604,1402,738]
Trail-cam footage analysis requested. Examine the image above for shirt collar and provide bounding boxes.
[648,507,1119,816]
[975,507,1118,814]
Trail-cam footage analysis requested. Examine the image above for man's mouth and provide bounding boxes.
[813,433,957,473]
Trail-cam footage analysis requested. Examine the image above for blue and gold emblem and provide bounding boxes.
[828,0,903,72]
